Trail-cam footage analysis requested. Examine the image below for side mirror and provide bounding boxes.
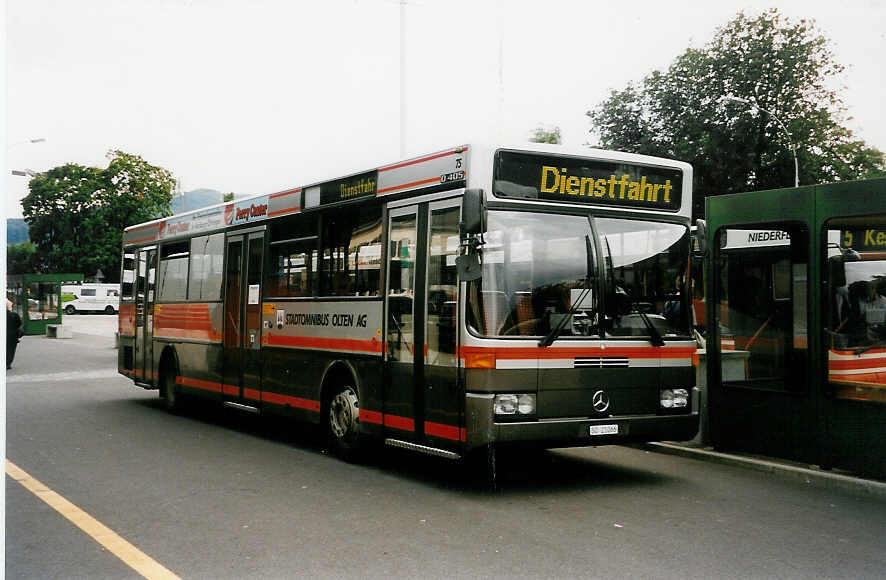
[694,219,707,256]
[460,188,487,237]
[457,188,487,281]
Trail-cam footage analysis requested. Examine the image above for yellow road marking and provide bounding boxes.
[6,459,180,580]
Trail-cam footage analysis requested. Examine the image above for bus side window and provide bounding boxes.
[158,241,190,301]
[122,252,136,301]
[825,217,886,403]
[267,214,319,298]
[188,233,224,301]
[714,226,808,390]
[319,203,382,297]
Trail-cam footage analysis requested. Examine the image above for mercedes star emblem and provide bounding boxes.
[592,390,610,413]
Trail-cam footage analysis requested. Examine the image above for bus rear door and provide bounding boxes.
[134,247,157,384]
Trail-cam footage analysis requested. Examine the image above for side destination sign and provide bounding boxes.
[493,150,683,211]
[319,170,378,206]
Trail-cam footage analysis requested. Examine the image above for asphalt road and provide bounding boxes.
[6,318,886,579]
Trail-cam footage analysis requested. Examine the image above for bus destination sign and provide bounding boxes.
[840,228,886,252]
[319,170,378,206]
[493,150,683,211]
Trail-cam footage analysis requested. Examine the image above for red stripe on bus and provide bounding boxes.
[384,414,415,432]
[265,334,383,354]
[222,384,239,396]
[127,235,158,244]
[269,188,302,199]
[267,206,300,217]
[379,148,462,172]
[177,376,223,393]
[377,176,441,195]
[154,328,223,341]
[261,391,321,412]
[425,421,465,442]
[459,345,696,360]
[244,388,261,401]
[154,303,222,342]
[829,359,886,371]
[126,222,161,233]
[359,409,384,425]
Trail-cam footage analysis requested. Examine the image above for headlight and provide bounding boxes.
[494,394,536,416]
[494,394,518,415]
[673,388,689,407]
[660,388,689,409]
[517,394,535,415]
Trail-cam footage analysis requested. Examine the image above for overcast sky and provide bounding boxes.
[5,0,885,219]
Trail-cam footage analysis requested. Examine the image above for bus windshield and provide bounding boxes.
[597,217,691,339]
[466,210,691,340]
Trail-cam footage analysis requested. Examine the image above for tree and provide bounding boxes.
[6,242,39,274]
[529,125,562,144]
[223,192,235,202]
[22,150,174,281]
[587,9,885,218]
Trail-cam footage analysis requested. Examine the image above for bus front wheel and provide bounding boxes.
[64,305,76,315]
[326,385,364,461]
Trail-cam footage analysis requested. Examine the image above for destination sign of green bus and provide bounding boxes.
[840,228,886,252]
[319,170,378,206]
[493,150,682,211]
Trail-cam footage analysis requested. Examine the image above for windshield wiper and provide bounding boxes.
[637,311,665,347]
[539,235,594,348]
[600,233,665,347]
[538,286,590,348]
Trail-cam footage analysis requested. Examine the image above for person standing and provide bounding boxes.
[7,299,24,369]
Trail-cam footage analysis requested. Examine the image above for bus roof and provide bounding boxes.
[123,143,692,246]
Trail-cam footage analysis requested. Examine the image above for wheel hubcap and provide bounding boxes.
[329,388,359,439]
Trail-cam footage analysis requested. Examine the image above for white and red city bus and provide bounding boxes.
[118,143,699,463]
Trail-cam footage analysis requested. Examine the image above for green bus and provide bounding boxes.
[705,177,886,479]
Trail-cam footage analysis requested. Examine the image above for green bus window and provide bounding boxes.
[714,226,808,390]
[825,215,886,404]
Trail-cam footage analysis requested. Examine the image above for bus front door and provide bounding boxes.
[385,200,462,453]
[134,247,157,384]
[223,231,265,407]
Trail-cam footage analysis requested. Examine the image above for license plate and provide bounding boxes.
[589,424,619,436]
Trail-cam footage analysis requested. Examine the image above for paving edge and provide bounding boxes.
[638,442,886,500]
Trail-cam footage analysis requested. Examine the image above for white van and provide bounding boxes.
[64,283,120,315]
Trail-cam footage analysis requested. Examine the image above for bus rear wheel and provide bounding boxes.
[326,385,364,461]
[160,368,182,413]
[104,305,116,314]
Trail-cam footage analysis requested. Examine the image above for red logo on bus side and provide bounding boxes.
[227,202,268,225]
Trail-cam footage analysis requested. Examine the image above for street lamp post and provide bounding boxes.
[8,137,46,149]
[724,96,799,188]
[9,138,46,176]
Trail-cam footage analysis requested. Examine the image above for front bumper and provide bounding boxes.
[465,390,700,451]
